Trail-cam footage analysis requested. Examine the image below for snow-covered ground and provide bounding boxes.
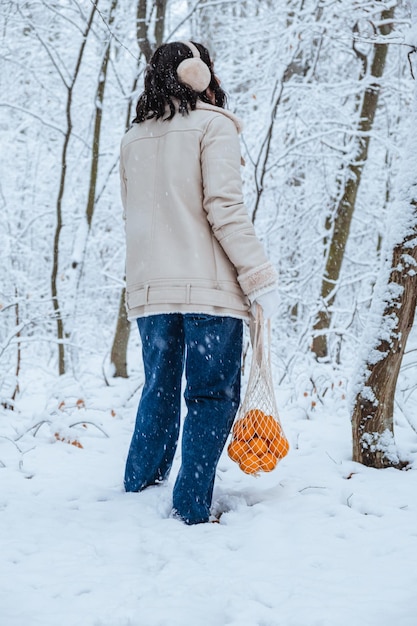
[1,360,417,626]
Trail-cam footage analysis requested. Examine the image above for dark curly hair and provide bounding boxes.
[133,41,227,123]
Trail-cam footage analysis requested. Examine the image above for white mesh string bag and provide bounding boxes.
[228,306,289,475]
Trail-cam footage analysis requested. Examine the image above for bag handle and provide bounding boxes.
[250,304,270,368]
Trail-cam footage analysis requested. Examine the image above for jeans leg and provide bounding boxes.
[124,314,185,492]
[172,315,243,524]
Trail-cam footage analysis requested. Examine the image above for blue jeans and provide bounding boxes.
[124,313,243,524]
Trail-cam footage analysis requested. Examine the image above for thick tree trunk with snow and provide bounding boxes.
[351,236,417,467]
[351,6,417,467]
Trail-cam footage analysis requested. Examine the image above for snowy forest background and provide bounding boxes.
[2,2,417,625]
[2,0,417,464]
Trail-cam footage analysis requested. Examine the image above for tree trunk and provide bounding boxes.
[85,10,116,231]
[136,0,152,62]
[154,0,167,48]
[351,19,417,467]
[50,3,98,375]
[311,5,394,359]
[351,234,417,468]
[110,289,130,378]
[63,0,119,376]
[110,0,166,378]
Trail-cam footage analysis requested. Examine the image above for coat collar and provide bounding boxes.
[195,101,243,134]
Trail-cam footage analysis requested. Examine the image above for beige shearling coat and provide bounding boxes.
[120,101,277,320]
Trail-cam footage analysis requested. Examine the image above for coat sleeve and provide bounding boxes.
[201,114,277,300]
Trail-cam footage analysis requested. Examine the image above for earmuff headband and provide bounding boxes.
[177,41,211,93]
[182,41,201,58]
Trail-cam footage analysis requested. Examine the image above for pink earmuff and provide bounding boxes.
[177,41,211,93]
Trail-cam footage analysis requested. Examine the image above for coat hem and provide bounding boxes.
[127,309,250,322]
